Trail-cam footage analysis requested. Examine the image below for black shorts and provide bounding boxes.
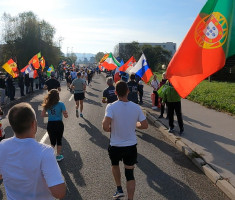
[108,144,137,166]
[74,93,85,101]
[47,121,64,146]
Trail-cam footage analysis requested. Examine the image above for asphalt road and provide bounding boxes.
[0,73,229,200]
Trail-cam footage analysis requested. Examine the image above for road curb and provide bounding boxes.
[145,110,235,200]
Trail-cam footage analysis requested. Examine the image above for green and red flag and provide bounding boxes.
[166,0,235,98]
[102,53,120,70]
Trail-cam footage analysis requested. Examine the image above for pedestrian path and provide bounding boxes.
[142,83,235,197]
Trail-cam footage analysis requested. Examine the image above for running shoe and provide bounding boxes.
[80,113,83,118]
[113,190,124,199]
[168,127,174,133]
[56,155,64,162]
[76,110,79,118]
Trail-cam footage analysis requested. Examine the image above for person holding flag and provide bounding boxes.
[162,82,184,135]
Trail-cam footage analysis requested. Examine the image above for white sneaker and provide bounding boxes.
[152,106,158,110]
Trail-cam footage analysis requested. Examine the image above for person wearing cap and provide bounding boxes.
[70,72,86,118]
[44,72,61,92]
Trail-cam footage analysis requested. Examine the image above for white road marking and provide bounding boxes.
[69,94,74,101]
[40,132,48,143]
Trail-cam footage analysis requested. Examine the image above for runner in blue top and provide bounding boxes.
[41,89,68,161]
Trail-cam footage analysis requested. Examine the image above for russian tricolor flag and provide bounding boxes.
[129,53,153,83]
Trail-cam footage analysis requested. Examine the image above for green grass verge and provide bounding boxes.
[187,80,235,115]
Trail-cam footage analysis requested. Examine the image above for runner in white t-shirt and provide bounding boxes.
[0,103,66,200]
[102,81,148,200]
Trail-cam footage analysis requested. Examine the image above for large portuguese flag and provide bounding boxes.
[166,0,235,98]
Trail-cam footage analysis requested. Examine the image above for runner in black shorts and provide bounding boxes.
[74,93,85,101]
[70,72,86,118]
[102,81,148,200]
[108,145,137,166]
[41,89,68,161]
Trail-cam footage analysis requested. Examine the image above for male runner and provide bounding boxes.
[0,103,66,199]
[102,77,117,104]
[70,72,86,118]
[102,81,148,200]
[44,72,61,92]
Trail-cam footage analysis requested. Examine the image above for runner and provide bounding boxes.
[81,71,88,85]
[70,68,77,81]
[70,72,86,118]
[127,74,139,104]
[41,89,68,161]
[0,103,66,199]
[102,77,117,104]
[87,70,92,86]
[102,81,148,200]
[44,72,61,92]
[65,69,71,90]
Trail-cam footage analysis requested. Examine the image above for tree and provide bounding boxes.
[95,52,105,63]
[118,41,141,62]
[0,11,62,70]
[89,56,95,63]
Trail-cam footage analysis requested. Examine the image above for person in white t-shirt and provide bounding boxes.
[0,103,66,200]
[151,75,160,110]
[102,81,148,200]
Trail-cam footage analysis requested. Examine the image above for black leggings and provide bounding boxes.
[47,121,64,146]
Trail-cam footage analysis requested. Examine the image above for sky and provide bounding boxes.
[0,0,207,54]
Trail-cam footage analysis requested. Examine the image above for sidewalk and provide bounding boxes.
[142,84,235,199]
[1,87,43,110]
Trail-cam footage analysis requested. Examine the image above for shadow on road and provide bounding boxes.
[59,138,85,200]
[137,153,200,200]
[79,117,109,150]
[86,91,99,98]
[136,130,202,174]
[85,97,102,107]
[91,88,101,92]
[183,115,211,128]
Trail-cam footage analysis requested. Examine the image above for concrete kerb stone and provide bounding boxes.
[192,157,206,171]
[217,180,235,200]
[202,164,222,184]
[145,110,235,200]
